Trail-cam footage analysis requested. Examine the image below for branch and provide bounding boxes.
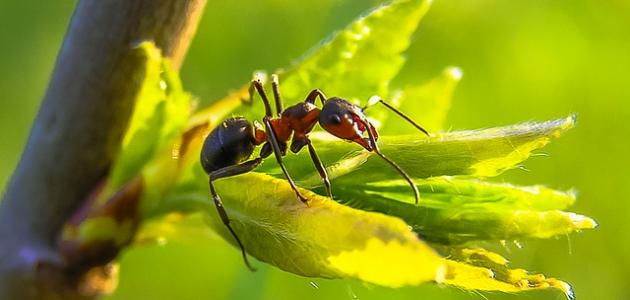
[0,1,206,298]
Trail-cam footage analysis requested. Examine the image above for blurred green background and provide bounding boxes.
[1,0,628,299]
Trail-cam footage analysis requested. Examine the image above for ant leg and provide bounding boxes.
[262,117,308,204]
[270,74,284,115]
[362,96,430,136]
[304,89,327,105]
[208,158,263,272]
[362,120,421,205]
[248,79,274,117]
[306,139,333,199]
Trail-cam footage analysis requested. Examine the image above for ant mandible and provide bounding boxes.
[200,74,430,271]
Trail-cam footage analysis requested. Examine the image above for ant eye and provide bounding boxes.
[329,114,342,125]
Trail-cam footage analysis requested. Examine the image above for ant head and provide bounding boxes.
[319,97,377,151]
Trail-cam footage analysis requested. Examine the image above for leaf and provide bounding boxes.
[258,116,576,185]
[166,171,444,287]
[106,41,192,196]
[232,0,432,121]
[283,0,431,99]
[337,116,576,180]
[332,177,596,244]
[441,248,574,299]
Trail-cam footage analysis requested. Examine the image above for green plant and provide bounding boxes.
[60,0,595,298]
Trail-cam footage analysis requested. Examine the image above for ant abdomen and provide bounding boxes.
[200,117,258,174]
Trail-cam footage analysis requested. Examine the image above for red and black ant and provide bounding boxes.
[200,74,429,270]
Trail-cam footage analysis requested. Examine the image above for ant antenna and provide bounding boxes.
[249,79,274,117]
[363,96,430,136]
[304,89,327,106]
[362,120,421,205]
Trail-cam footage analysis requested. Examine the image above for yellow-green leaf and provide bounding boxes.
[259,116,576,185]
[440,248,574,299]
[165,171,444,287]
[333,177,596,244]
[233,0,432,121]
[284,0,431,100]
[107,41,191,196]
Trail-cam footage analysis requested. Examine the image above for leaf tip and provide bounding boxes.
[567,114,577,127]
[569,213,598,230]
[556,115,577,133]
[544,278,575,300]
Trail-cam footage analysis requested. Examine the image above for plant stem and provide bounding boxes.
[0,1,206,298]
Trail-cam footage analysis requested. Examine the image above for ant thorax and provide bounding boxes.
[276,102,321,142]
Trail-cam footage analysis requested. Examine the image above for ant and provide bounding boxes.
[200,74,430,271]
